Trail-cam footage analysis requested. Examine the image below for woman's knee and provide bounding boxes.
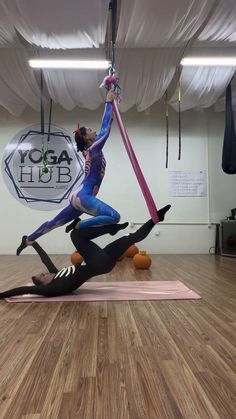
[112,210,120,224]
[70,230,78,247]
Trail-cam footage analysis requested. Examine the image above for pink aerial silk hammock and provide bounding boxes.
[112,100,159,223]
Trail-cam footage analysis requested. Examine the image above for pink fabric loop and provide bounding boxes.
[112,100,159,223]
[99,74,117,89]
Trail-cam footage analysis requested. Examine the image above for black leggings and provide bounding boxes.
[70,219,155,263]
[0,219,155,299]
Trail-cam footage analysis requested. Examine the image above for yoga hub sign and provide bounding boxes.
[2,125,84,210]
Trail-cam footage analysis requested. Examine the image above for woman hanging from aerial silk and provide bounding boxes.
[17,90,120,255]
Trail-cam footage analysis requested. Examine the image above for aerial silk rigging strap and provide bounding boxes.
[165,90,169,169]
[41,98,53,176]
[39,69,47,179]
[178,74,182,161]
[112,99,159,223]
[40,69,45,135]
[109,0,117,71]
[40,71,53,176]
[47,98,53,142]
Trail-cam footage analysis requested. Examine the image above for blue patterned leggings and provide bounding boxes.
[27,193,120,241]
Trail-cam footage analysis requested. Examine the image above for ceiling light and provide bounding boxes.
[29,59,110,69]
[181,57,236,66]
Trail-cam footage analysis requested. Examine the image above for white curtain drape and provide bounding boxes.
[0,3,20,46]
[169,66,235,111]
[0,49,40,115]
[0,0,236,114]
[0,0,109,48]
[116,49,181,112]
[116,0,216,47]
[196,0,236,45]
[42,50,108,110]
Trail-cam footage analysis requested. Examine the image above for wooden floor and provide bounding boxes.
[0,254,236,419]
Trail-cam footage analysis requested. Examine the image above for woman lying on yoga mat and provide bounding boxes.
[0,205,171,299]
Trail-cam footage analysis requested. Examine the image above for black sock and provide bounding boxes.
[65,218,81,233]
[101,206,171,262]
[75,222,129,240]
[157,204,171,222]
[16,236,28,256]
[109,222,129,235]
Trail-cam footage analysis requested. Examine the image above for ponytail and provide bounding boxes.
[73,124,87,152]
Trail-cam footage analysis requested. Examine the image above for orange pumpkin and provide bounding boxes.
[70,251,84,265]
[133,251,152,269]
[124,244,139,258]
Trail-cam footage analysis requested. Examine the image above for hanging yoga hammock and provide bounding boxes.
[222,81,236,174]
[40,98,53,178]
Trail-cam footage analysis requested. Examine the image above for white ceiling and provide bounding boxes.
[0,0,236,115]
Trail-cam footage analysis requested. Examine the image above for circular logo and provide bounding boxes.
[2,124,84,210]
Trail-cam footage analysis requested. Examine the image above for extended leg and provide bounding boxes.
[27,204,82,241]
[17,204,81,255]
[70,230,107,265]
[70,230,115,274]
[66,221,129,237]
[104,205,171,261]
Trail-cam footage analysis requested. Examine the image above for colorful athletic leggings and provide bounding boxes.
[27,195,120,242]
[27,101,120,241]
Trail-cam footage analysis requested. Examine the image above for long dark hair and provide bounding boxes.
[74,126,87,152]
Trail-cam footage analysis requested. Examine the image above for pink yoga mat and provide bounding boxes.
[5,281,201,303]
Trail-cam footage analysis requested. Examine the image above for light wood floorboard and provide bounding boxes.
[0,254,236,419]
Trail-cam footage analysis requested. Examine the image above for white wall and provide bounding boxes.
[0,101,235,255]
